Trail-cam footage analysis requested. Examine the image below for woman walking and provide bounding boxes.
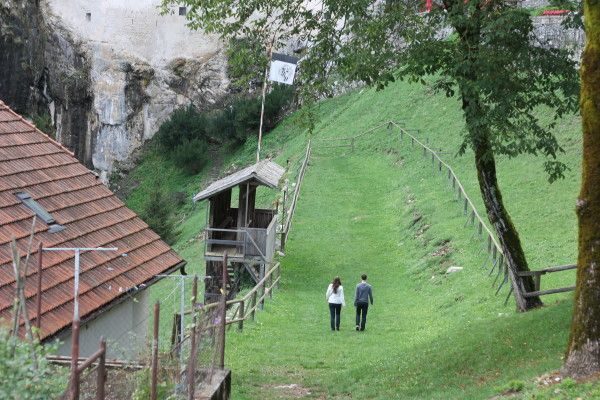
[326,276,345,331]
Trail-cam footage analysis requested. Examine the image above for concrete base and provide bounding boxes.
[195,369,231,400]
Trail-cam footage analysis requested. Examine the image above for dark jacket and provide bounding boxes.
[354,282,373,306]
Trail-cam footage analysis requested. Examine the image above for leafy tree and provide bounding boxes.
[164,0,579,310]
[563,0,600,378]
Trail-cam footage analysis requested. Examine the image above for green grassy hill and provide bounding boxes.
[123,80,599,398]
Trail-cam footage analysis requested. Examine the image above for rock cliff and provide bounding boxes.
[0,0,229,180]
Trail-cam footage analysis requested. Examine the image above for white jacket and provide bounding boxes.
[326,284,346,306]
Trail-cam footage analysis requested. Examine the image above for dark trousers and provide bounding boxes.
[356,303,369,330]
[329,303,342,330]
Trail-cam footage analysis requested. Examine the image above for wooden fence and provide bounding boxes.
[281,140,312,250]
[184,261,282,331]
[314,120,576,310]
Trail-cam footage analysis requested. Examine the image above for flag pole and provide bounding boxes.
[256,37,276,163]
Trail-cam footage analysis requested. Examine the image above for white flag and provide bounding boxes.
[269,53,299,85]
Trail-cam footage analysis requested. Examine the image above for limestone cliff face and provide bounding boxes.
[0,0,229,180]
[0,0,94,166]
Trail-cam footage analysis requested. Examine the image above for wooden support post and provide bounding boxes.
[452,176,456,189]
[400,129,404,140]
[150,302,159,400]
[219,254,227,369]
[534,274,541,292]
[411,137,414,147]
[438,160,442,172]
[487,236,492,253]
[463,198,468,215]
[238,300,245,331]
[423,146,426,157]
[470,210,475,226]
[478,222,483,236]
[187,276,199,400]
[492,246,497,261]
[36,241,43,337]
[96,338,106,400]
[268,272,273,299]
[70,319,80,400]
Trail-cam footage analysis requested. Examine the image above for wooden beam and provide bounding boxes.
[523,286,576,297]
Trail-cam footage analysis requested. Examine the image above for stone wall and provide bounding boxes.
[532,16,585,59]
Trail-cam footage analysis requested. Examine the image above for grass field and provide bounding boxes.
[123,79,599,398]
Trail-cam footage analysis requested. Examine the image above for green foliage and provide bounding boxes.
[164,0,579,181]
[226,37,268,91]
[498,380,526,393]
[155,85,294,155]
[131,367,177,400]
[172,138,209,174]
[0,331,68,399]
[156,105,208,150]
[31,112,55,138]
[140,180,179,244]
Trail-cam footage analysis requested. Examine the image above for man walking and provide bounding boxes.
[354,274,373,331]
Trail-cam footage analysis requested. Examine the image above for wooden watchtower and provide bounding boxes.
[193,160,285,302]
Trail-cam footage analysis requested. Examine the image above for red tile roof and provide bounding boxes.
[0,100,185,340]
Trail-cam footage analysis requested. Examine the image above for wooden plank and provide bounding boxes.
[517,264,576,277]
[523,286,576,297]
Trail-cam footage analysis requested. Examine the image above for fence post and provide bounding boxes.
[478,221,483,236]
[238,300,245,331]
[187,276,199,400]
[70,319,80,400]
[96,338,106,400]
[251,291,257,320]
[464,198,468,215]
[150,302,159,400]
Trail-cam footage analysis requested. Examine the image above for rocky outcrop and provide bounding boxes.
[0,0,94,166]
[0,0,230,180]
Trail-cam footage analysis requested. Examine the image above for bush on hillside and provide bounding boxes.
[141,181,179,244]
[156,106,207,150]
[172,137,209,174]
[155,84,295,154]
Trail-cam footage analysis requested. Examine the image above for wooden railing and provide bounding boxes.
[184,262,281,331]
[281,140,312,250]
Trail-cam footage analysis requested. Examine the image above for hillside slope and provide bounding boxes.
[124,79,586,398]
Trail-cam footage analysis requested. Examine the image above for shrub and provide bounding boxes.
[156,106,206,151]
[171,137,209,174]
[141,181,179,244]
[0,330,68,399]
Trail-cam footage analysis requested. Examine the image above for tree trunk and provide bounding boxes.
[471,132,543,311]
[563,0,600,378]
[453,6,543,312]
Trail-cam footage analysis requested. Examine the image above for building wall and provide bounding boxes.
[56,288,150,360]
[46,0,221,66]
